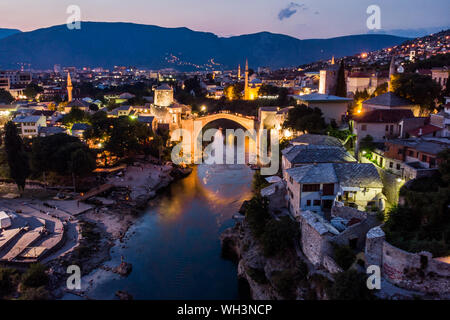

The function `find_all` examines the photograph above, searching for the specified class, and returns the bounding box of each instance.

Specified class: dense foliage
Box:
[4,121,30,191]
[329,270,375,300]
[384,149,450,256]
[392,73,442,112]
[283,104,326,134]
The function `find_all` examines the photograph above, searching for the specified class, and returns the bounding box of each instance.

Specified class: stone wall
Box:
[365,226,450,295]
[298,212,333,266]
[323,255,344,274]
[331,206,379,250]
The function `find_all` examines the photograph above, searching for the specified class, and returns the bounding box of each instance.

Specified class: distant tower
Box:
[238,64,241,80]
[244,59,250,100]
[319,56,339,95]
[388,56,396,92]
[67,72,73,102]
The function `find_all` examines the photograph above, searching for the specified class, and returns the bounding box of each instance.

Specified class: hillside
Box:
[0,22,408,70]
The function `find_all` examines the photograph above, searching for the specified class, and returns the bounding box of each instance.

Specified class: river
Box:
[68,159,253,300]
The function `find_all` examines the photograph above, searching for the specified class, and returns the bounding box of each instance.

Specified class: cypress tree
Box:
[4,121,30,192]
[335,60,347,97]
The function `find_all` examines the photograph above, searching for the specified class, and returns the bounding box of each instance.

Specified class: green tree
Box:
[392,73,442,113]
[333,244,356,270]
[69,148,96,191]
[329,270,375,300]
[4,121,30,192]
[261,216,299,257]
[245,196,270,238]
[21,264,48,288]
[23,83,43,100]
[284,105,326,134]
[0,89,14,104]
[62,107,91,128]
[335,60,347,97]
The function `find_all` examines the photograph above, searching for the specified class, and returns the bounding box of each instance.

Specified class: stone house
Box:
[299,206,379,273]
[292,93,352,125]
[281,144,356,180]
[352,109,414,148]
[285,162,384,216]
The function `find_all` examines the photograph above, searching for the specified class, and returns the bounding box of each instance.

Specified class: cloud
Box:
[278,3,308,21]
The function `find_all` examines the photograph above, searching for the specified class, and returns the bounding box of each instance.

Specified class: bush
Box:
[245,196,270,238]
[19,286,48,300]
[21,264,48,288]
[333,244,356,270]
[329,270,374,300]
[271,269,301,299]
[246,267,267,284]
[0,267,19,297]
[261,216,299,257]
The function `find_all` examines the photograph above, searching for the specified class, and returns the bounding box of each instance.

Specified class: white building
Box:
[285,162,384,216]
[13,115,47,138]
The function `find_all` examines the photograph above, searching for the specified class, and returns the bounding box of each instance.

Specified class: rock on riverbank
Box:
[221,221,318,300]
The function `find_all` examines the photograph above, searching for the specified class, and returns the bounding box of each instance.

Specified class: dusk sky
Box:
[1,0,449,38]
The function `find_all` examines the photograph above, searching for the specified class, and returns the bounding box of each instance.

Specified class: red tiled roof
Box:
[354,109,414,123]
[408,124,442,137]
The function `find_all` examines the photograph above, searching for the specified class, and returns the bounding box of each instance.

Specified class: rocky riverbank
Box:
[221,220,331,300]
[49,162,192,299]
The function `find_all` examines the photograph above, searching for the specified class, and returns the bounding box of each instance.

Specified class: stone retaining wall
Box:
[365,226,450,294]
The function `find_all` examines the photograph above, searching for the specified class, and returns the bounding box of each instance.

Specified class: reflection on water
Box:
[74,159,253,300]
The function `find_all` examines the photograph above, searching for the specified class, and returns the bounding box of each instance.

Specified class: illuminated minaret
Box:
[244,59,250,100]
[388,56,396,92]
[331,56,335,65]
[67,72,73,102]
[238,64,241,80]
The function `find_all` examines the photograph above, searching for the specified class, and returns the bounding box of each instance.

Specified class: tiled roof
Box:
[71,123,91,131]
[408,124,442,137]
[283,145,356,164]
[156,84,172,91]
[286,163,338,184]
[291,134,343,147]
[67,99,91,108]
[294,93,352,102]
[387,138,450,155]
[137,116,155,124]
[363,92,413,107]
[354,109,413,123]
[13,115,43,123]
[333,163,383,189]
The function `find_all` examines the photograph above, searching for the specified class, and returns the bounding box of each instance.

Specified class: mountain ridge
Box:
[0,22,408,70]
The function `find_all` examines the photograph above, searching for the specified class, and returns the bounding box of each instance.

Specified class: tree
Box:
[69,148,96,191]
[333,244,356,270]
[392,73,442,113]
[21,264,48,288]
[23,83,43,100]
[438,148,450,186]
[261,216,299,256]
[4,121,30,192]
[30,134,95,184]
[62,107,91,128]
[335,60,347,97]
[284,104,326,134]
[329,270,375,300]
[0,89,14,104]
[245,196,270,238]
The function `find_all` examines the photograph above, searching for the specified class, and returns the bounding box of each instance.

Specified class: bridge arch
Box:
[178,112,260,163]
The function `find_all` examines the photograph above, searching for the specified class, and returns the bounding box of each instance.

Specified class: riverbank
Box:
[221,220,330,300]
[49,161,192,299]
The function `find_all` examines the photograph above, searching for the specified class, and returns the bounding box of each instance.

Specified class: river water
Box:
[71,160,253,300]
